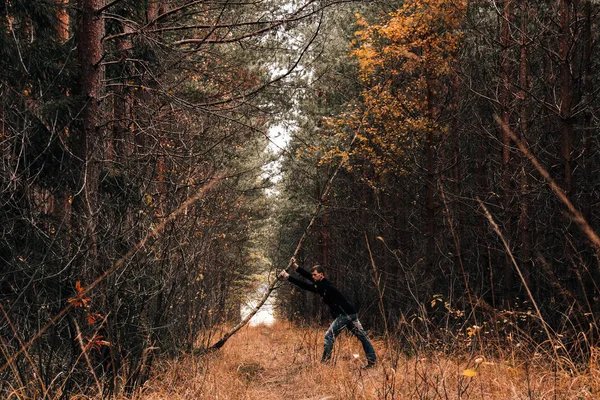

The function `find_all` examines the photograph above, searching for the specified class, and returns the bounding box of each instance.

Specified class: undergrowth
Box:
[121,318,599,400]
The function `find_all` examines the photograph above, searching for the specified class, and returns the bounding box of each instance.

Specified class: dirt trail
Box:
[136,323,596,399]
[137,322,384,400]
[221,323,380,400]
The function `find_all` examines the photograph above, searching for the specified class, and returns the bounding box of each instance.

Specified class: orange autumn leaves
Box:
[353,0,466,82]
[68,281,111,352]
[67,280,91,308]
[323,0,466,176]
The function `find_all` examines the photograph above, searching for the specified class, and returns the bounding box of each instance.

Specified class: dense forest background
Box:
[1,0,600,397]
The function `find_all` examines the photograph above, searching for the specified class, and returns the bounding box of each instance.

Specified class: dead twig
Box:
[477,198,560,361]
[495,116,600,252]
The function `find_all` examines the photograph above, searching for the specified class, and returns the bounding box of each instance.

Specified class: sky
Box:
[241,297,276,326]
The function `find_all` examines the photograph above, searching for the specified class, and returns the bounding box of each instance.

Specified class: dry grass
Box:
[108,322,600,399]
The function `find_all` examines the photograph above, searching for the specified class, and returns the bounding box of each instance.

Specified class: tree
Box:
[0,0,329,396]
[340,0,466,294]
[277,0,600,343]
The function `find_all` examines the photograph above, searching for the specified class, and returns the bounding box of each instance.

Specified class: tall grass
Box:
[111,320,599,400]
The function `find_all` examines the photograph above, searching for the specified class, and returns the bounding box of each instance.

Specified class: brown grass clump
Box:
[114,322,600,399]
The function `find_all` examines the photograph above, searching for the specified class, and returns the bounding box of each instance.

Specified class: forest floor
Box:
[125,322,599,399]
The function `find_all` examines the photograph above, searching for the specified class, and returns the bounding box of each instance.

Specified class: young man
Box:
[279,257,377,368]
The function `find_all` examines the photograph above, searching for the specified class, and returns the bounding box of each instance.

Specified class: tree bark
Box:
[517,2,532,293]
[74,0,105,271]
[499,0,514,302]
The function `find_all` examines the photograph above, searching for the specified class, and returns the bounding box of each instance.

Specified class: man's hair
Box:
[311,265,325,274]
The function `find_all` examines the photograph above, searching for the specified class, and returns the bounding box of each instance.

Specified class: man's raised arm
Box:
[290,257,314,281]
[278,258,317,293]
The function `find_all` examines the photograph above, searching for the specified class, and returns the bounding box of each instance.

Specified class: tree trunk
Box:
[424,66,436,281]
[517,2,532,294]
[575,0,598,310]
[559,0,575,198]
[112,20,133,167]
[499,0,514,303]
[74,0,105,273]
[321,193,330,269]
[581,0,593,223]
[557,0,579,290]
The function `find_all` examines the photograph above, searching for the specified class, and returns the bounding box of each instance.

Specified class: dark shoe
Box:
[361,362,376,370]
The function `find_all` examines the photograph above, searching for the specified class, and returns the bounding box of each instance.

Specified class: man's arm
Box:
[278,257,317,293]
[287,276,318,293]
[291,257,314,282]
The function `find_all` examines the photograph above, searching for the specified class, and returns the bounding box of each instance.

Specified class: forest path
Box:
[215,322,378,400]
[135,323,593,399]
[138,322,385,400]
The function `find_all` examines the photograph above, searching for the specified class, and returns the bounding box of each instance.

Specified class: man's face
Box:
[311,270,325,282]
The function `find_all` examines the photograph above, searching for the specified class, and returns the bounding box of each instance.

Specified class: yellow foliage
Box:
[144,193,153,207]
[323,0,466,179]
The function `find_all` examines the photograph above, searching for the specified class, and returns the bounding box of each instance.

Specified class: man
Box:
[279,257,377,368]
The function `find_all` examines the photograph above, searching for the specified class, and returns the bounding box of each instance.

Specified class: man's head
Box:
[310,265,325,282]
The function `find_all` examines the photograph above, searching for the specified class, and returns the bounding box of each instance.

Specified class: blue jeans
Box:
[322,313,376,364]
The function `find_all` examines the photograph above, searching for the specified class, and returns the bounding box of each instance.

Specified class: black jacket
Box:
[288,267,357,317]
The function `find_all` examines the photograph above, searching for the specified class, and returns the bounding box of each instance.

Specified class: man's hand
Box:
[290,256,299,271]
[278,270,289,280]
